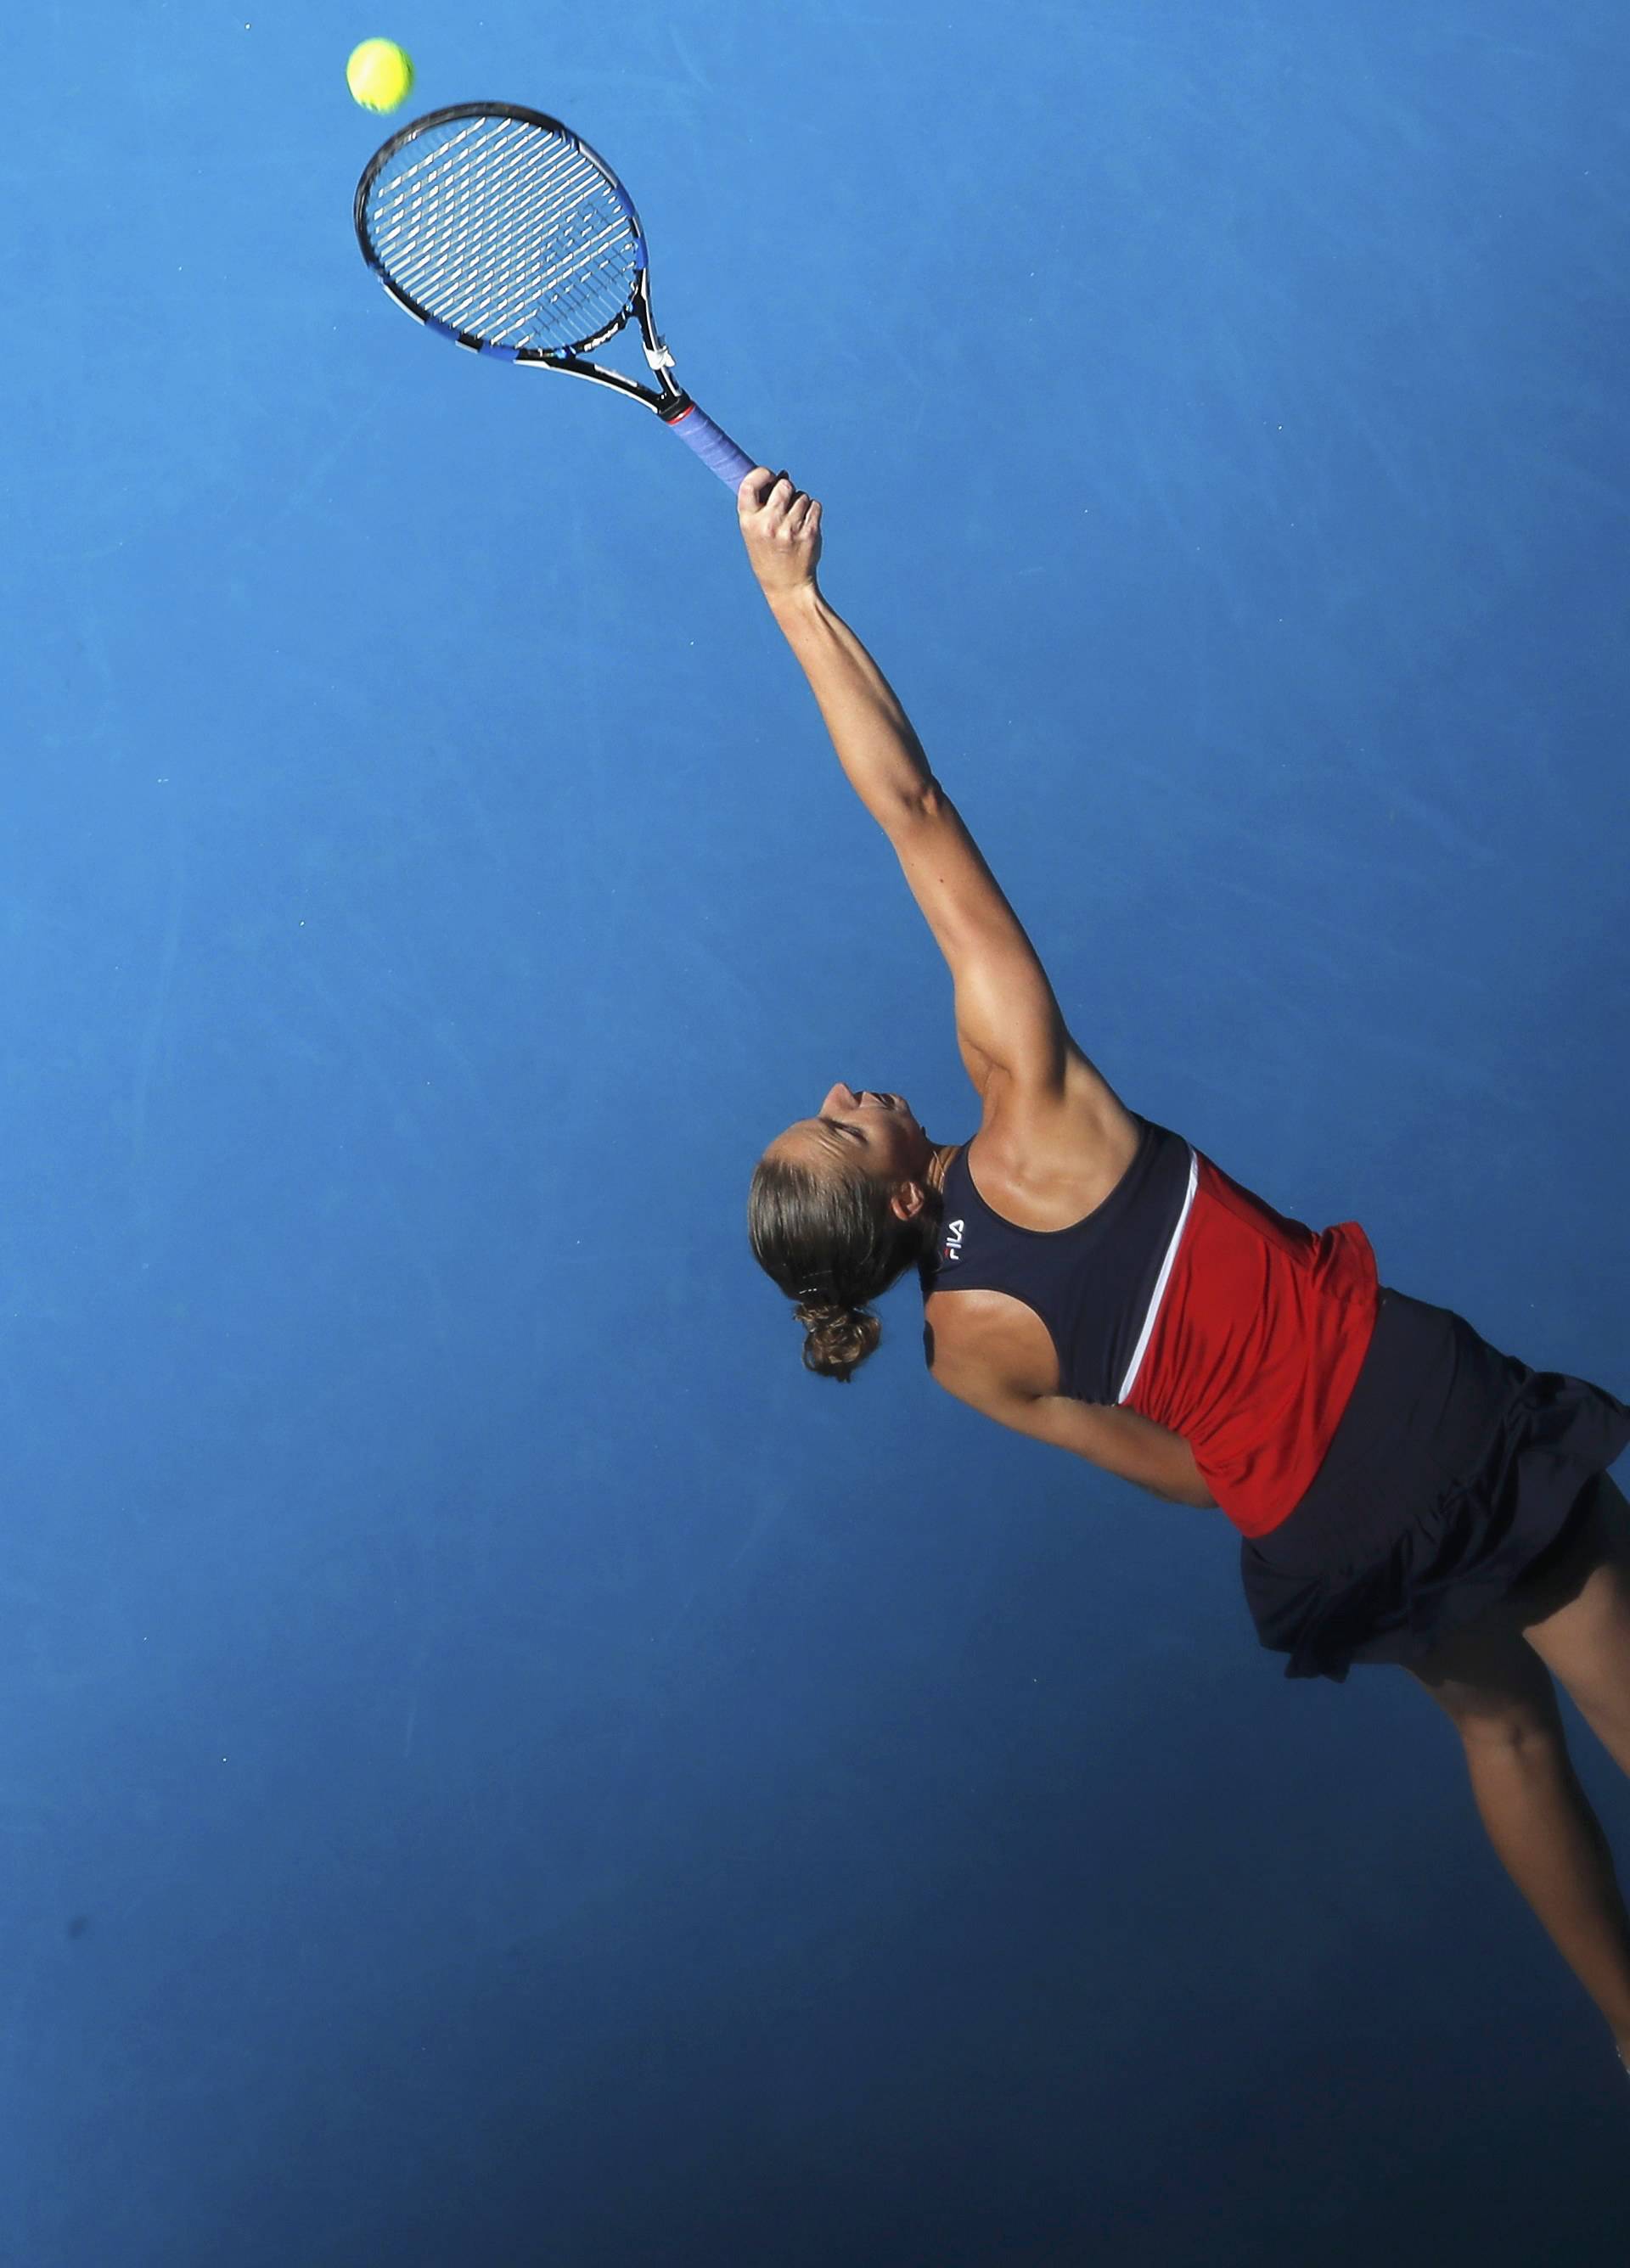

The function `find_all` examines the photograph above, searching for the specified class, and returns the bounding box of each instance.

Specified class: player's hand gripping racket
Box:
[354,103,756,489]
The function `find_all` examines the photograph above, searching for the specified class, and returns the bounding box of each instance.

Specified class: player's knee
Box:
[1414,1669,1568,1750]
[1451,1704,1565,1756]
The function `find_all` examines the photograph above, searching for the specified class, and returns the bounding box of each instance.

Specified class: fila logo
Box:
[941,1218,965,1265]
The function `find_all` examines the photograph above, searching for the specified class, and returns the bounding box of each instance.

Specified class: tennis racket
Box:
[354,102,756,490]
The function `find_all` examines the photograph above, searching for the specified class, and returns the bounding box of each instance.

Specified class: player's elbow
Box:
[887,776,952,843]
[913,778,950,822]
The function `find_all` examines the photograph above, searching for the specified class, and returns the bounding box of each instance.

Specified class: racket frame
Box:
[354,101,705,430]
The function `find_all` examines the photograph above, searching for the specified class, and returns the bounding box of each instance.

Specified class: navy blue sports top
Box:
[926,1118,1192,1406]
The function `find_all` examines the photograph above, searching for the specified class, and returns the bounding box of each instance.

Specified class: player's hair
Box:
[747,1146,937,1383]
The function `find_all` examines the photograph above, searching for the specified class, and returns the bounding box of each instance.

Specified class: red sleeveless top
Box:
[1121,1154,1379,1535]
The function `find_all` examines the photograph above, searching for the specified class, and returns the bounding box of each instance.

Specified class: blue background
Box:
[3,3,1627,2260]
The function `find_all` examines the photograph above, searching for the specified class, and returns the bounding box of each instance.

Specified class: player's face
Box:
[776,1083,930,1190]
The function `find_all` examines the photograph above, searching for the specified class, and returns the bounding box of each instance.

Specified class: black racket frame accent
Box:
[354,102,702,427]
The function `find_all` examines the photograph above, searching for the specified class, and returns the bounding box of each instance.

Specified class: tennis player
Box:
[738,466,1630,2077]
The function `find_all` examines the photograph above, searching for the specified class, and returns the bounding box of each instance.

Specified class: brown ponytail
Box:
[748,1148,936,1383]
[792,1297,882,1384]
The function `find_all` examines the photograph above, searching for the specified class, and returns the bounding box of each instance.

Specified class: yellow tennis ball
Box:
[346,38,415,114]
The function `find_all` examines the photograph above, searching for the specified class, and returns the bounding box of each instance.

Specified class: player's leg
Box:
[1515,1472,1630,1783]
[1407,1610,1630,2057]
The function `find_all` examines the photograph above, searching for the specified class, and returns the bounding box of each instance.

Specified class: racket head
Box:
[354,103,649,361]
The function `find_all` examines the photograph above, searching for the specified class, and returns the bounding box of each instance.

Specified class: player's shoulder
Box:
[963,1066,1143,1234]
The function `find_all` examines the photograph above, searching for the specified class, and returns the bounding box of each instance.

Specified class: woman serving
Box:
[736,466,1630,2077]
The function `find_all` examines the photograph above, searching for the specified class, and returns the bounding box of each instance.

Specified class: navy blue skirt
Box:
[1240,1288,1630,1683]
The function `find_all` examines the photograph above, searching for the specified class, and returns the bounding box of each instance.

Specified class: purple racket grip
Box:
[666,401,756,489]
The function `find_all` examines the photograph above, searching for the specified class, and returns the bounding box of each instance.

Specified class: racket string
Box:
[379,126,578,309]
[365,115,639,351]
[419,169,625,340]
[375,130,607,334]
[388,177,632,345]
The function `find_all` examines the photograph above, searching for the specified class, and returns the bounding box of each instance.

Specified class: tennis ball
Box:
[346,38,415,114]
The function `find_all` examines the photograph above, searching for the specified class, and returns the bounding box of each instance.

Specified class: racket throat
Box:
[642,332,693,422]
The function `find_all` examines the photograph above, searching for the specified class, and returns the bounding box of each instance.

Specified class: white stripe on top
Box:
[1116,1142,1199,1405]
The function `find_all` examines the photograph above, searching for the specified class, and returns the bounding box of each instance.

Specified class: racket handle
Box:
[665,401,756,489]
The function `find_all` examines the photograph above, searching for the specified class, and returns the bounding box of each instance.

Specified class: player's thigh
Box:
[1517,1473,1630,1719]
[1405,1612,1565,1745]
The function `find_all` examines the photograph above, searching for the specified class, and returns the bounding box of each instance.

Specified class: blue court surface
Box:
[4,5,1628,2262]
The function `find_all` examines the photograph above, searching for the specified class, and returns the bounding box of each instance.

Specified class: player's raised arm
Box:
[739,469,1076,1102]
